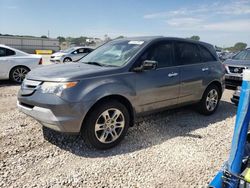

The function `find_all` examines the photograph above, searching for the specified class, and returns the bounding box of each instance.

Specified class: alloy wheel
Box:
[206,89,218,111]
[94,108,125,144]
[12,67,28,83]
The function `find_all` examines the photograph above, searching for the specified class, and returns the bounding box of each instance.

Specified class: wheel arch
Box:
[63,57,72,62]
[9,65,30,79]
[204,80,223,99]
[81,94,135,131]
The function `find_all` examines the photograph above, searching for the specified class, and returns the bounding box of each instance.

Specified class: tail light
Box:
[38,58,43,65]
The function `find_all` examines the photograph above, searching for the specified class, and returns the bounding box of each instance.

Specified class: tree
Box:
[190,35,200,41]
[115,36,125,39]
[234,42,247,51]
[41,35,48,38]
[57,36,66,43]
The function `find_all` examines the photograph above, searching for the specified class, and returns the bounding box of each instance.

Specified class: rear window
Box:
[6,49,16,56]
[199,45,216,62]
[0,47,6,57]
[0,47,16,57]
[175,42,201,65]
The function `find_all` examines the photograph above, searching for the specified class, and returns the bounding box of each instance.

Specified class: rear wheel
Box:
[10,66,30,83]
[82,100,130,149]
[198,84,221,115]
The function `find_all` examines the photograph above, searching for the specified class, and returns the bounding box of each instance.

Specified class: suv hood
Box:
[26,63,117,82]
[224,59,250,67]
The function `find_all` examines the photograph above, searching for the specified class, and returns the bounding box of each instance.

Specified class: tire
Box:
[82,100,130,150]
[197,84,221,115]
[10,66,30,83]
[63,57,72,62]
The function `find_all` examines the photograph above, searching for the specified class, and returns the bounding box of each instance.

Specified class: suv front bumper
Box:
[17,92,84,133]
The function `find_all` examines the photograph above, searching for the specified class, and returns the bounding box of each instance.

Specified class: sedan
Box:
[0,44,42,83]
[50,47,94,63]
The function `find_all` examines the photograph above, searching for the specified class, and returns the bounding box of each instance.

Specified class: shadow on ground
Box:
[43,100,237,158]
[0,80,19,87]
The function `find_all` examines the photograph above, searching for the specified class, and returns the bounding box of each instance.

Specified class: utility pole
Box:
[48,30,50,38]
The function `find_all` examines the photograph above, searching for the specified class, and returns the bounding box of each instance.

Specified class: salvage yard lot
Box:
[0,82,236,187]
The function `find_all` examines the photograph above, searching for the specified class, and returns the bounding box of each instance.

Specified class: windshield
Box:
[61,47,75,53]
[233,50,250,60]
[79,40,145,67]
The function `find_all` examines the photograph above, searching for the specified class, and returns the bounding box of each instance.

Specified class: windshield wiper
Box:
[83,62,118,67]
[83,62,104,67]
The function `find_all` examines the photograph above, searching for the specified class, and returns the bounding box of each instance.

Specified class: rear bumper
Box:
[17,93,84,133]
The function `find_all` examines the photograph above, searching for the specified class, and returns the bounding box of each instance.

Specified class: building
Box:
[0,35,60,53]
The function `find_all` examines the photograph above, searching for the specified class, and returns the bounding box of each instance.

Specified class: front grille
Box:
[228,66,245,74]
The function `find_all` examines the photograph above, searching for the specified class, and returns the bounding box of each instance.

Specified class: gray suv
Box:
[17,37,225,149]
[224,48,250,88]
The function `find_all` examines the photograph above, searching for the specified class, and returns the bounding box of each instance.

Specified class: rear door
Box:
[135,41,180,113]
[0,47,15,79]
[175,41,210,103]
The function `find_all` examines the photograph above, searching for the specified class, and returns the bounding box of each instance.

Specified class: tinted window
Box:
[199,45,215,62]
[140,42,173,68]
[246,51,250,60]
[0,47,6,57]
[77,48,85,53]
[6,49,15,56]
[233,50,250,60]
[175,42,201,65]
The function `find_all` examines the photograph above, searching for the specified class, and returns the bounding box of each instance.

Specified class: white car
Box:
[0,44,42,83]
[50,47,94,63]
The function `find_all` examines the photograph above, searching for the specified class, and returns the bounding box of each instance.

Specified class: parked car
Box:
[17,37,225,149]
[50,47,94,63]
[0,44,42,83]
[224,48,250,88]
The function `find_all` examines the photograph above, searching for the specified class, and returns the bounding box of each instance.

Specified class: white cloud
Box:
[144,0,250,19]
[203,19,250,31]
[166,18,203,27]
[143,1,250,33]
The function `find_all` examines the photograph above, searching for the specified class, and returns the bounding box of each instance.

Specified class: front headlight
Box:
[40,81,78,96]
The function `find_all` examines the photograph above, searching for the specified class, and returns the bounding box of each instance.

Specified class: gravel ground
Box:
[0,81,237,188]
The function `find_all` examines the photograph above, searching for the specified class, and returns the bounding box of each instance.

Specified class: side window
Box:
[6,49,16,56]
[245,50,250,60]
[85,48,92,53]
[139,42,174,68]
[175,42,201,65]
[0,47,6,57]
[199,45,215,62]
[77,48,85,53]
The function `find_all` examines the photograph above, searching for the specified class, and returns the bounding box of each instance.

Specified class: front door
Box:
[135,41,180,113]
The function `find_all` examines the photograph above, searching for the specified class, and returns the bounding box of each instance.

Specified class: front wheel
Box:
[197,84,221,115]
[82,100,130,149]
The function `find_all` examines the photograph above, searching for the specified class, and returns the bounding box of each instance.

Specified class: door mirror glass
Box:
[133,60,158,72]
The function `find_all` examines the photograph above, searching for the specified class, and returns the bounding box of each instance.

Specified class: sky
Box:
[0,0,250,47]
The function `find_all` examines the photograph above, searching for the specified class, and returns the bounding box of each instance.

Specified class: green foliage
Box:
[225,42,247,52]
[190,35,200,41]
[41,35,48,38]
[57,36,66,43]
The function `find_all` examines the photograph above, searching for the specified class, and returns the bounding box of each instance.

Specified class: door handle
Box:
[202,67,209,71]
[168,72,178,77]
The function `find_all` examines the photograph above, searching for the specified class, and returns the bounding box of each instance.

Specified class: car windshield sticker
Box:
[128,41,144,45]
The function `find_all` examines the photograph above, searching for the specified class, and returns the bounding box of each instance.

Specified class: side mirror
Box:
[133,60,158,72]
